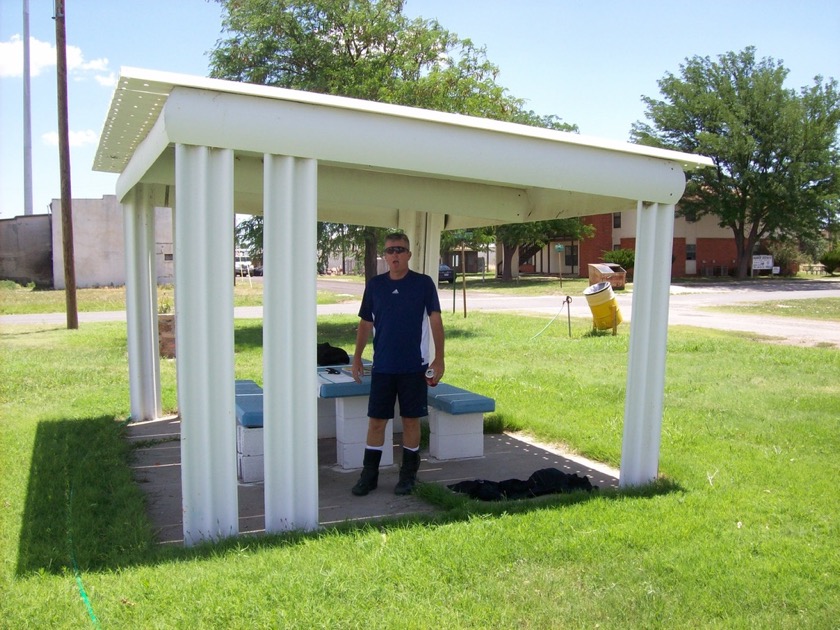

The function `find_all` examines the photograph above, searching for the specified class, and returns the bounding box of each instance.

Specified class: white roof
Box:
[94,67,712,228]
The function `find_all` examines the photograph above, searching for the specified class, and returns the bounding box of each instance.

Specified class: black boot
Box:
[351,448,382,496]
[394,448,420,495]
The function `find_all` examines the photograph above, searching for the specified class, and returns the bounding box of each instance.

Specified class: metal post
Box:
[23,0,33,215]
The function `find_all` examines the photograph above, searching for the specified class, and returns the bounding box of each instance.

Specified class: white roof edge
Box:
[114,111,170,201]
[117,66,714,170]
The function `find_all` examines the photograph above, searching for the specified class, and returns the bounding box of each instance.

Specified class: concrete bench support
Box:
[426,383,495,461]
[317,371,396,470]
[428,410,485,460]
[235,381,266,483]
[334,396,394,469]
[235,377,495,481]
[235,375,394,482]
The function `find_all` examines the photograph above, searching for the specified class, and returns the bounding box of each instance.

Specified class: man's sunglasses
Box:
[384,246,408,255]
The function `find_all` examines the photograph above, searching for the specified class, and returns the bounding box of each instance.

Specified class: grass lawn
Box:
[0,280,346,315]
[1,311,838,628]
[441,274,595,296]
[707,297,840,322]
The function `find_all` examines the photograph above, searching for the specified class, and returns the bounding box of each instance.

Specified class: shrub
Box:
[601,248,635,271]
[0,280,34,291]
[767,240,801,276]
[820,249,840,275]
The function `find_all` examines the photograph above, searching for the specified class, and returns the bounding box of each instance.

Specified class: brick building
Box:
[518,209,737,279]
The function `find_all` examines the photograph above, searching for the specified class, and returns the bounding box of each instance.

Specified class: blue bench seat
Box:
[317,370,371,398]
[235,380,265,428]
[427,382,495,415]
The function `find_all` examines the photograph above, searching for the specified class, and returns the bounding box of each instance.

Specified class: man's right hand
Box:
[351,357,364,383]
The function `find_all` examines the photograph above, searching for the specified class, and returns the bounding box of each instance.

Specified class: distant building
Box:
[0,213,52,286]
[3,196,736,287]
[516,210,737,279]
[49,195,174,289]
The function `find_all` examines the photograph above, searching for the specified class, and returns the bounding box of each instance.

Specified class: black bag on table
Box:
[317,342,350,366]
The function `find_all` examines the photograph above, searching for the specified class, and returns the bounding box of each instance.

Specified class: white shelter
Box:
[94,67,712,546]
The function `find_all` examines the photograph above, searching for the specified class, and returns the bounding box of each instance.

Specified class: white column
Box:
[174,144,239,545]
[398,209,421,272]
[423,213,444,276]
[398,210,443,276]
[123,184,162,421]
[263,155,319,532]
[620,201,675,487]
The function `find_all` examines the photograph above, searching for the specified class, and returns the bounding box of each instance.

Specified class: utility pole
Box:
[23,0,34,215]
[55,0,78,329]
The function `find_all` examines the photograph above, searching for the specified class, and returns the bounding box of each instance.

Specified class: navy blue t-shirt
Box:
[358,270,441,374]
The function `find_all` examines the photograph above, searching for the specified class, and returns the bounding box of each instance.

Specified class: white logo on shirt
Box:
[392,289,399,294]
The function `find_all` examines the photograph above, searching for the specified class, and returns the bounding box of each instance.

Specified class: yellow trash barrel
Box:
[583,281,623,330]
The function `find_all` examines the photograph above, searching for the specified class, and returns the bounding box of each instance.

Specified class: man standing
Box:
[350,232,445,496]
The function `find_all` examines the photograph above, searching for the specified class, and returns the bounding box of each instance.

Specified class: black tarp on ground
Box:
[448,467,595,501]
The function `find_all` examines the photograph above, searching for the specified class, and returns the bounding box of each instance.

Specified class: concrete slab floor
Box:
[126,417,619,545]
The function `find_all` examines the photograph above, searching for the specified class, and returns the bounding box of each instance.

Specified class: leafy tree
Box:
[632,47,840,279]
[440,227,493,253]
[824,197,840,249]
[316,223,372,274]
[210,0,576,278]
[495,219,593,280]
[439,227,496,276]
[235,215,263,263]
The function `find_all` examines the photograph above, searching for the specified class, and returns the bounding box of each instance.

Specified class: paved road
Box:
[317,277,840,348]
[3,279,839,348]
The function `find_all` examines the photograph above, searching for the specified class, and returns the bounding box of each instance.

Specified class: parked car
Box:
[438,263,455,283]
[234,251,253,276]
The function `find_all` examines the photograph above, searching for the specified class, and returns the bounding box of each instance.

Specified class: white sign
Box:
[752,255,773,270]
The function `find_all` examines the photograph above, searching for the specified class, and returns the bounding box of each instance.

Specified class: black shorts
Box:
[368,371,429,420]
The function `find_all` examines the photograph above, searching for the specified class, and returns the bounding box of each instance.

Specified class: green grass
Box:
[707,297,840,321]
[2,312,838,627]
[447,274,596,296]
[0,281,346,315]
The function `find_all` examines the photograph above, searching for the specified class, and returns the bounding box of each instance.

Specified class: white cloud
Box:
[41,129,99,148]
[0,35,57,78]
[0,35,111,84]
[78,57,109,73]
[95,72,117,88]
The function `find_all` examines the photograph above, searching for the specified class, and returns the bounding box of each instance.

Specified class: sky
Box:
[1,0,838,220]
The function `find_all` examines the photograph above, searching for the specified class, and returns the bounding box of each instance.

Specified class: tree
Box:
[210,0,576,278]
[236,215,263,262]
[315,222,370,274]
[495,219,593,280]
[632,47,840,278]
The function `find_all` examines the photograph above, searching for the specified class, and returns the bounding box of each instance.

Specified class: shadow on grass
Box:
[234,322,263,351]
[17,415,682,571]
[235,320,360,354]
[16,416,154,576]
[235,320,486,356]
[582,328,624,339]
